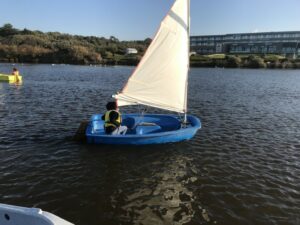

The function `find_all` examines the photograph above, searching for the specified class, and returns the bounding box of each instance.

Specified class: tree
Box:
[21,28,34,35]
[109,36,119,42]
[144,38,152,45]
[0,23,19,36]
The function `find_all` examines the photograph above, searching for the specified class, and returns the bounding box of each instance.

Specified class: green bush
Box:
[225,55,241,68]
[267,60,282,69]
[245,55,266,68]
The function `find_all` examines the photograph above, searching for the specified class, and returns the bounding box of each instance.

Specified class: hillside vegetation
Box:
[0,23,149,65]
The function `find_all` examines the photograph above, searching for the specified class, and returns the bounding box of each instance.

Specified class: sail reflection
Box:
[111,154,200,224]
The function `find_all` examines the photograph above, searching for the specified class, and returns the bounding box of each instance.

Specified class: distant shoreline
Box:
[1,24,299,69]
[190,54,300,69]
[1,60,300,70]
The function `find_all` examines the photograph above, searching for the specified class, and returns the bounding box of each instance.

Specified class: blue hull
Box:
[86,114,201,145]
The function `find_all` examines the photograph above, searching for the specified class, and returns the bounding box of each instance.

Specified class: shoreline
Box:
[1,24,299,69]
[190,54,300,69]
[1,63,300,70]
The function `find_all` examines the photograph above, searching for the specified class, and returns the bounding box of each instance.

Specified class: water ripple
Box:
[0,65,300,224]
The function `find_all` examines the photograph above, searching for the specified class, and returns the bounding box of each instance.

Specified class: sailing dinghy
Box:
[0,73,22,83]
[86,0,201,145]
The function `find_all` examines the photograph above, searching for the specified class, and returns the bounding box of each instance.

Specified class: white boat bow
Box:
[0,203,74,225]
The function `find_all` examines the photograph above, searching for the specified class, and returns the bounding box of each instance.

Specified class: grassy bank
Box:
[190,54,300,69]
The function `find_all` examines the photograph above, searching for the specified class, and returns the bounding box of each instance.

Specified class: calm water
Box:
[0,64,300,225]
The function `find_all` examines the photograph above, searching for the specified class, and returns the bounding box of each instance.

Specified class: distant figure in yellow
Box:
[12,67,20,82]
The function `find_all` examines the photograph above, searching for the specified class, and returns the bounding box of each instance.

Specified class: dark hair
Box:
[13,68,18,71]
[106,101,117,110]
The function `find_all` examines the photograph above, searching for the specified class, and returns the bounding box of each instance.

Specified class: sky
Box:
[1,0,300,40]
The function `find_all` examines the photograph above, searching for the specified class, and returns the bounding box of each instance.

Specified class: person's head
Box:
[13,67,18,71]
[106,101,118,110]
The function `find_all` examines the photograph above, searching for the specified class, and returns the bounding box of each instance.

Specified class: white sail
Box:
[114,0,190,113]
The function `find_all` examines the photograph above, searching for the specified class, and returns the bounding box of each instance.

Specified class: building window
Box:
[282,47,294,53]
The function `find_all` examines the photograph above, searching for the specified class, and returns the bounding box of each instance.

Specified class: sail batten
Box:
[114,0,189,113]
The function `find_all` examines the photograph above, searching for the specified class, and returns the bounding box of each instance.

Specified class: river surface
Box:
[0,64,300,225]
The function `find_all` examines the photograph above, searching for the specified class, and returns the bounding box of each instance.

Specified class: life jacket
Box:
[104,110,122,129]
[12,71,19,76]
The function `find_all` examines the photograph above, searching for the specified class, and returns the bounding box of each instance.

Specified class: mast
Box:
[184,0,190,123]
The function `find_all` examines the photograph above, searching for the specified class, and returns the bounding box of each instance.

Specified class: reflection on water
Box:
[112,154,202,225]
[0,84,4,106]
[0,64,300,225]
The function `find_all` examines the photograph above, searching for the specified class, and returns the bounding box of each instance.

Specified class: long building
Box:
[190,31,300,57]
